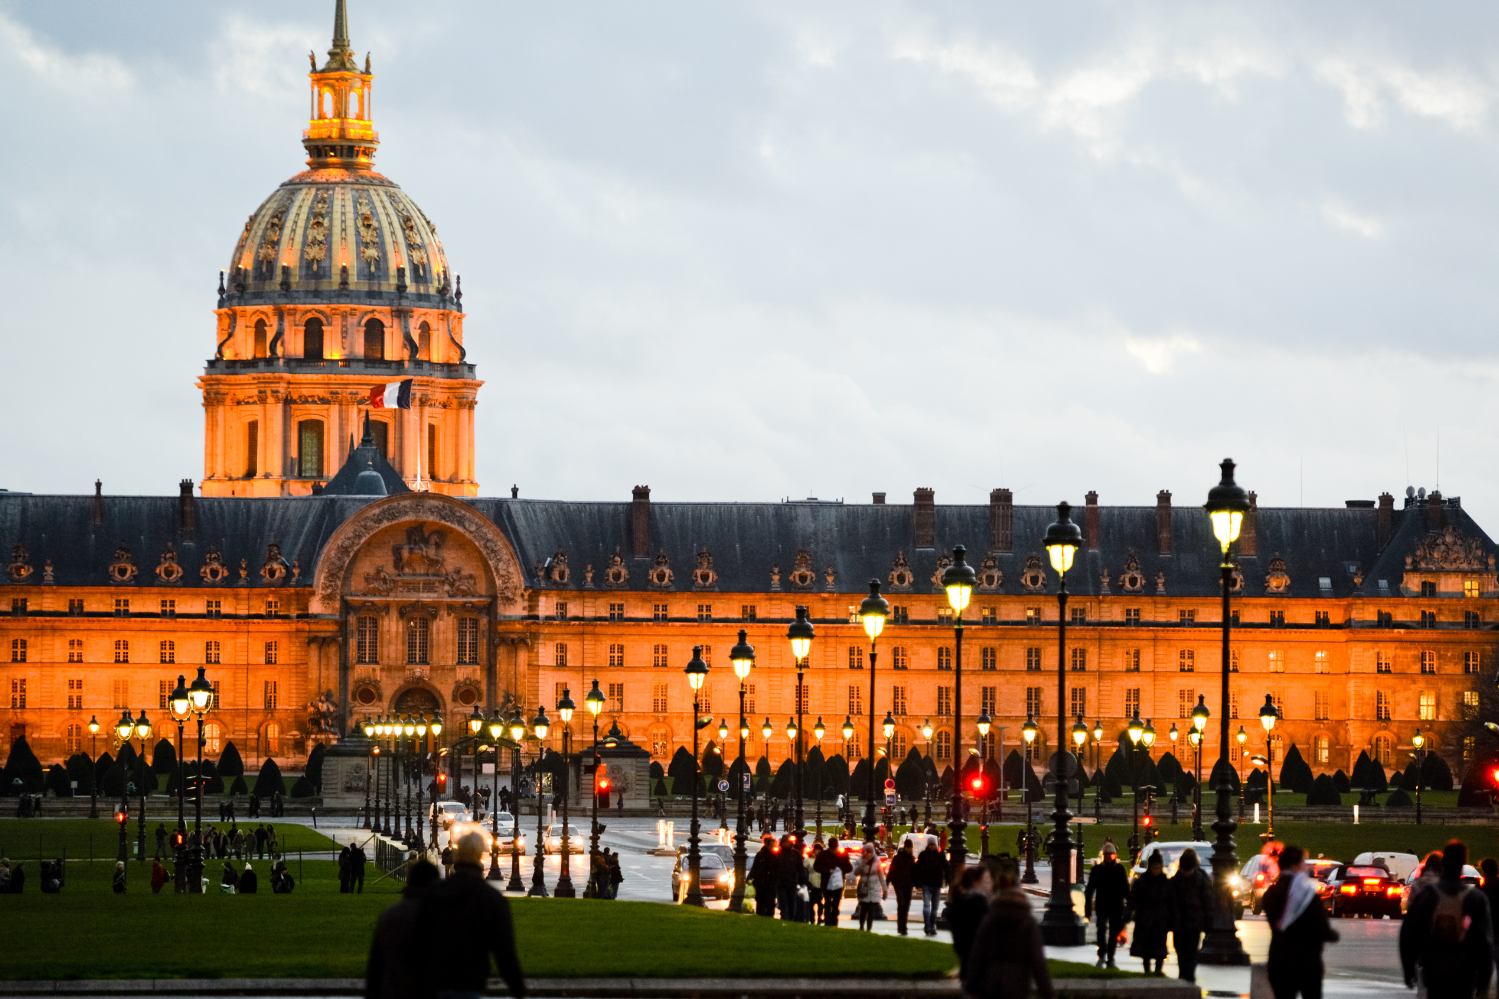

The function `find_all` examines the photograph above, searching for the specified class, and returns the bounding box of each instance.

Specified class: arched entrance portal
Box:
[393,687,441,716]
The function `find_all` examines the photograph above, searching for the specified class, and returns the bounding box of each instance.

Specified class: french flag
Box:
[369,379,413,409]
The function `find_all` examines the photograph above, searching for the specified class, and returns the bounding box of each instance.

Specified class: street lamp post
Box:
[922,719,934,828]
[168,676,191,893]
[1236,726,1248,822]
[507,709,528,889]
[1092,719,1104,823]
[1412,729,1426,825]
[485,710,507,883]
[942,546,977,875]
[841,716,855,836]
[1071,715,1088,871]
[1191,695,1210,841]
[88,716,100,819]
[1040,504,1086,944]
[428,714,444,851]
[528,707,550,898]
[729,632,755,912]
[977,711,992,857]
[555,689,576,897]
[788,607,814,836]
[1168,723,1180,826]
[684,647,710,906]
[133,710,152,863]
[414,714,428,846]
[585,681,605,896]
[718,719,730,831]
[1127,711,1144,864]
[882,711,896,833]
[1201,457,1252,966]
[1021,714,1037,884]
[812,717,826,838]
[1142,719,1158,844]
[858,581,890,841]
[187,667,213,893]
[1258,695,1279,840]
[362,717,378,830]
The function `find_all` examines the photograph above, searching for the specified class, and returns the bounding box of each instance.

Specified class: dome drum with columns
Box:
[199,0,480,499]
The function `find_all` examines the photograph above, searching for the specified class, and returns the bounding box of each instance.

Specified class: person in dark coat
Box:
[1128,853,1173,974]
[962,864,1054,999]
[221,860,239,892]
[420,831,527,999]
[749,836,780,916]
[1400,839,1493,999]
[1263,844,1339,999]
[1480,858,1499,927]
[887,839,917,935]
[1168,847,1213,982]
[914,835,947,937]
[352,844,368,893]
[111,862,125,894]
[606,850,624,899]
[1085,841,1131,969]
[239,862,258,894]
[776,835,806,921]
[338,845,352,893]
[814,837,853,926]
[254,824,269,859]
[154,823,168,860]
[366,859,441,999]
[150,860,169,894]
[950,864,995,977]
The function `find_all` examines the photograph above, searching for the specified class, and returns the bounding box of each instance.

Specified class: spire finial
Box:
[319,0,358,72]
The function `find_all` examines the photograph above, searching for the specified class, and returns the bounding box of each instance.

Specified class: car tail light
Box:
[1341,885,1357,894]
[1362,878,1382,885]
[1255,874,1265,883]
[1387,887,1402,896]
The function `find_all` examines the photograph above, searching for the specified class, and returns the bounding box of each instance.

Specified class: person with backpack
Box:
[1263,844,1339,999]
[1401,840,1494,999]
[1085,842,1131,970]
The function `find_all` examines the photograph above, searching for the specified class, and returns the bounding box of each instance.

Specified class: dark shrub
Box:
[1385,787,1413,808]
[290,775,315,797]
[252,758,284,797]
[1306,773,1341,806]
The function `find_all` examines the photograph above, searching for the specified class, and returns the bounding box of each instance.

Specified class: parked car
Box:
[544,825,586,855]
[670,844,737,897]
[1400,862,1482,914]
[1240,854,1277,915]
[1327,863,1403,918]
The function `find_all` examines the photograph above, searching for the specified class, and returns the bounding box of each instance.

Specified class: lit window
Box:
[263,680,278,710]
[1466,651,1481,674]
[1314,651,1329,674]
[981,608,996,625]
[1418,691,1436,721]
[1463,690,1480,719]
[1314,735,1329,764]
[1465,580,1480,598]
[1025,607,1041,624]
[1268,650,1284,673]
[204,722,223,755]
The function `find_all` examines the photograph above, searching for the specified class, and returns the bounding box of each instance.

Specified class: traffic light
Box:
[970,773,986,798]
[170,829,185,851]
[115,808,127,826]
[437,773,448,792]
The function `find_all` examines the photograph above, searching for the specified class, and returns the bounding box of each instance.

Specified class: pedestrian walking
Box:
[441,844,455,879]
[777,835,805,920]
[854,842,887,931]
[255,824,269,859]
[1085,841,1130,969]
[1409,852,1445,914]
[806,842,824,924]
[366,859,441,999]
[589,849,609,899]
[1128,852,1173,975]
[266,824,278,857]
[232,826,246,859]
[1401,839,1493,999]
[352,843,368,893]
[770,800,781,833]
[112,861,126,894]
[815,838,852,927]
[962,862,1054,999]
[950,864,995,977]
[888,838,917,935]
[915,834,947,937]
[154,823,168,860]
[1168,847,1213,983]
[749,835,779,916]
[338,845,352,893]
[607,850,623,899]
[1264,844,1339,999]
[239,862,259,894]
[1480,858,1499,923]
[421,830,528,999]
[249,792,260,818]
[150,859,169,894]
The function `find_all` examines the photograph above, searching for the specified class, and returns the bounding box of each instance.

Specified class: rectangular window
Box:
[159,640,175,664]
[892,685,908,715]
[1419,691,1436,721]
[981,686,996,715]
[741,604,757,621]
[67,678,83,710]
[1463,690,1480,720]
[245,420,259,477]
[1125,608,1141,625]
[554,642,568,668]
[848,646,864,669]
[158,679,171,710]
[1465,736,1477,761]
[1315,610,1329,626]
[356,616,379,664]
[981,647,996,671]
[1421,651,1436,675]
[205,640,220,665]
[113,639,129,663]
[1466,651,1481,674]
[1071,648,1087,671]
[652,643,669,668]
[1026,686,1043,719]
[9,638,24,663]
[1070,687,1087,718]
[1025,647,1042,672]
[1314,651,1329,674]
[1270,610,1285,626]
[112,679,129,709]
[9,598,24,616]
[608,603,625,622]
[981,607,996,625]
[1026,607,1041,624]
[607,683,624,712]
[67,639,83,663]
[937,607,954,625]
[160,599,175,618]
[68,598,84,615]
[653,604,668,622]
[264,640,278,665]
[9,678,25,709]
[298,419,324,478]
[264,680,278,710]
[608,643,624,667]
[1071,607,1086,624]
[1421,610,1437,629]
[793,680,808,715]
[206,599,221,618]
[935,730,951,761]
[937,686,952,716]
[1314,735,1329,764]
[1230,649,1240,673]
[744,682,755,714]
[265,599,279,617]
[405,619,429,664]
[115,598,129,617]
[1178,688,1195,718]
[426,423,438,480]
[1125,648,1141,672]
[1376,651,1392,674]
[1421,581,1437,597]
[1179,609,1196,624]
[651,683,668,714]
[1124,687,1141,719]
[698,683,713,713]
[1179,649,1195,672]
[892,606,909,624]
[1314,690,1329,721]
[892,646,908,670]
[1465,610,1481,629]
[1465,580,1481,598]
[555,601,568,621]
[1375,690,1391,721]
[848,684,863,717]
[1268,650,1284,673]
[458,617,479,665]
[1230,690,1239,719]
[936,647,952,671]
[847,733,863,761]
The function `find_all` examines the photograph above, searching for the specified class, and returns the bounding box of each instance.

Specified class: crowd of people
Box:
[151,821,282,862]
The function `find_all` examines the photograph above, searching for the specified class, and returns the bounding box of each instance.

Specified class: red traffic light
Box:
[1143,816,1153,827]
[598,778,610,791]
[437,773,448,789]
[970,776,984,791]
[115,810,127,824]
[1491,767,1499,785]
[170,830,185,849]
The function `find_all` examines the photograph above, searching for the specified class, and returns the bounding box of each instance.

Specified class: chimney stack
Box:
[913,488,935,549]
[1085,491,1100,550]
[92,480,103,526]
[872,492,886,505]
[1427,490,1444,530]
[990,489,1012,552]
[1156,490,1172,555]
[178,480,196,535]
[1377,492,1394,548]
[1241,491,1258,557]
[632,485,652,558]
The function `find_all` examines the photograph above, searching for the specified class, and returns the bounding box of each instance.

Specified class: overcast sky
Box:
[3,1,1497,529]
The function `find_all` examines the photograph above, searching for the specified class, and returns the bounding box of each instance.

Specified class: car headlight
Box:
[1228,874,1240,886]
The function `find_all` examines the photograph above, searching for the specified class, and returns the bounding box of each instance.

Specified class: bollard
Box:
[1353,805,1359,824]
[1253,803,1260,824]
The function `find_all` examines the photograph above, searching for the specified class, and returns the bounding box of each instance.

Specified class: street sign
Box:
[884,778,895,790]
[1047,751,1080,779]
[717,780,729,792]
[741,772,751,791]
[884,790,897,806]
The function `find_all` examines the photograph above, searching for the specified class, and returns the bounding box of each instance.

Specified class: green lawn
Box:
[0,818,340,864]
